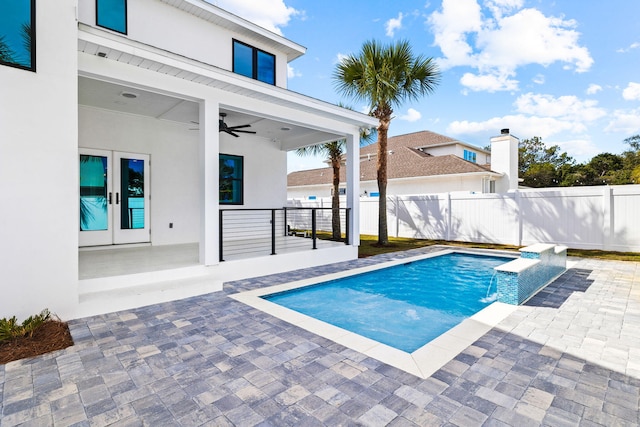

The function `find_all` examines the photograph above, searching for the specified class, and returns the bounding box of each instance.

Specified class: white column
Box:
[199,98,219,265]
[345,131,360,246]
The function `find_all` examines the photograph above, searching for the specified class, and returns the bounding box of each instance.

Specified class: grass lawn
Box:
[356,234,640,262]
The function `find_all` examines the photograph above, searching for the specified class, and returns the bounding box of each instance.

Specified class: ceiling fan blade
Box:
[228,124,252,130]
[233,129,256,134]
[224,129,240,137]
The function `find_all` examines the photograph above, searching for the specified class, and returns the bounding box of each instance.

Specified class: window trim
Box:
[219,153,244,205]
[232,39,276,85]
[95,0,128,35]
[0,0,36,72]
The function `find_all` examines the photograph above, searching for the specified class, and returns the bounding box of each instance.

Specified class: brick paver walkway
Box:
[1,247,639,426]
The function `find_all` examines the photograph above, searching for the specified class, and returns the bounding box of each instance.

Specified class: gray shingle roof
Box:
[288,130,495,186]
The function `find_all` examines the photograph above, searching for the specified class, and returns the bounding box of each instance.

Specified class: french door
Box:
[79,149,150,247]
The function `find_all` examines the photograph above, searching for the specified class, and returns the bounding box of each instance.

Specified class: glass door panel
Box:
[80,155,108,231]
[113,152,150,244]
[119,158,145,229]
[79,149,113,247]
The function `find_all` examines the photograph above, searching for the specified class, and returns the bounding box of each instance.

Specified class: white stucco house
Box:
[287,130,520,198]
[1,0,377,320]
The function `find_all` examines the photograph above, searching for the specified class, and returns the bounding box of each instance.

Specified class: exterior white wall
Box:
[220,135,287,208]
[288,174,488,199]
[79,106,201,245]
[77,0,289,88]
[0,0,79,320]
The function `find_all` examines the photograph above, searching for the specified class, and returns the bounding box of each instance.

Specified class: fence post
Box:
[271,209,276,255]
[311,209,317,249]
[446,192,452,241]
[395,195,400,238]
[219,210,224,262]
[602,187,613,250]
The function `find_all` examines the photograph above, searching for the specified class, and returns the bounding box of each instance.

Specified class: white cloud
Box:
[460,71,518,92]
[622,82,640,101]
[209,0,299,35]
[532,74,545,85]
[385,12,404,37]
[447,114,584,139]
[287,65,301,79]
[605,108,640,134]
[399,108,422,122]
[617,42,640,53]
[586,84,602,95]
[428,0,592,92]
[515,93,606,122]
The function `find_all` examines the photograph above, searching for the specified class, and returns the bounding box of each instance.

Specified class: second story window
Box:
[464,149,477,163]
[96,0,127,34]
[233,40,275,85]
[0,0,36,71]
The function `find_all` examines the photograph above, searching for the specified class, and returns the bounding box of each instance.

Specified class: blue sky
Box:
[213,0,640,172]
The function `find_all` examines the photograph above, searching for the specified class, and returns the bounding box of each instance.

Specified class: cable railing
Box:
[219,207,350,261]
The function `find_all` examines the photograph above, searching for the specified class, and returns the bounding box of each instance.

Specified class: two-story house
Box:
[0,0,377,319]
[287,130,519,199]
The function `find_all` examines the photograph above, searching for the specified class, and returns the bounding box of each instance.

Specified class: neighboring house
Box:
[288,130,519,199]
[1,0,377,319]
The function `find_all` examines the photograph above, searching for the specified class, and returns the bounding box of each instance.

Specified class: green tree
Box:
[519,136,574,187]
[583,153,625,185]
[334,39,440,245]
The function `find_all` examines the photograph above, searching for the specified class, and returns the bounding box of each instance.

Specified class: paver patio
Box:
[1,246,639,426]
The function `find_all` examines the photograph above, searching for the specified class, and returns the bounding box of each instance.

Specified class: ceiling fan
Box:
[219,112,256,138]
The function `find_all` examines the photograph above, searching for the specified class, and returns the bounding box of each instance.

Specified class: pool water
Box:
[264,252,511,353]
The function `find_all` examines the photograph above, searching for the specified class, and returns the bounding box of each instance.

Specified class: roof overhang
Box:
[159,0,306,62]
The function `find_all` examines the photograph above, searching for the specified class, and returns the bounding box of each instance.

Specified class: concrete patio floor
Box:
[1,246,639,426]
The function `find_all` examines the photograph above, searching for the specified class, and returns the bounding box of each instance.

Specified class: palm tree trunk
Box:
[331,158,341,240]
[376,117,391,245]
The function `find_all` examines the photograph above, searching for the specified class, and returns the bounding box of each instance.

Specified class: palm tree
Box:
[296,141,345,240]
[296,126,374,240]
[334,39,441,245]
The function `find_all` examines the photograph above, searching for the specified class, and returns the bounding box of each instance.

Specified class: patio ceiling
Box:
[78,76,344,149]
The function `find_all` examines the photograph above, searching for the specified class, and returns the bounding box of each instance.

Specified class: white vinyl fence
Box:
[288,185,640,252]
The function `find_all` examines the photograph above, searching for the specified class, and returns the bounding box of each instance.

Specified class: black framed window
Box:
[96,0,127,34]
[0,0,36,71]
[233,40,275,85]
[219,154,243,205]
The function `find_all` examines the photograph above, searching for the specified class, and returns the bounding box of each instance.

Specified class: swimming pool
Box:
[230,249,519,378]
[263,252,510,353]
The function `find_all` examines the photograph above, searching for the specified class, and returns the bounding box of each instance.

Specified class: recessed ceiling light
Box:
[280,126,291,131]
[121,91,138,99]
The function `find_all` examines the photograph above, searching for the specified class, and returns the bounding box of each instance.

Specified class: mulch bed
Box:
[0,320,74,365]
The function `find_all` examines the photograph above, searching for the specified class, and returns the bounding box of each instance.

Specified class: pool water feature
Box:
[264,252,511,353]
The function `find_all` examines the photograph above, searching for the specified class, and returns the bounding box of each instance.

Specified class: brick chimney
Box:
[491,129,519,192]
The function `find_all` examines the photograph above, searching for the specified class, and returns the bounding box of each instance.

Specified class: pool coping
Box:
[229,248,520,379]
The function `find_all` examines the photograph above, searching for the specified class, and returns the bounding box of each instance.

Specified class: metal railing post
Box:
[271,209,276,255]
[283,207,288,236]
[311,208,317,249]
[345,208,350,245]
[219,210,224,262]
